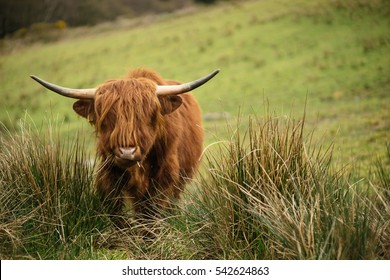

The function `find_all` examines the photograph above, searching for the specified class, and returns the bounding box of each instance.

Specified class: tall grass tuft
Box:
[0,121,111,259]
[172,114,389,259]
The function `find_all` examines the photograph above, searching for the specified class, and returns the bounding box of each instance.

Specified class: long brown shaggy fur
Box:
[72,68,204,221]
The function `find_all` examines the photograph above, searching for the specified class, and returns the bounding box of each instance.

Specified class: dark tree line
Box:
[0,0,210,38]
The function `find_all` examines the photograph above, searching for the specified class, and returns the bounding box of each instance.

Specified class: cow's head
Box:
[31,69,219,169]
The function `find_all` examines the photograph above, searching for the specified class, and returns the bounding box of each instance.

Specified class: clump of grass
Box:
[373,144,390,258]
[170,114,389,259]
[0,121,112,259]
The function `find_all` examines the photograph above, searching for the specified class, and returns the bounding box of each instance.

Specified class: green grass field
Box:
[0,0,389,259]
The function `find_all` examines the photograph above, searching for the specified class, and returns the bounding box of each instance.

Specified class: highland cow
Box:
[31,68,219,222]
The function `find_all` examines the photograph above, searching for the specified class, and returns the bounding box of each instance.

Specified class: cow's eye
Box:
[100,123,108,131]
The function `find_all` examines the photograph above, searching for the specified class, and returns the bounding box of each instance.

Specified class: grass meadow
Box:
[0,0,389,259]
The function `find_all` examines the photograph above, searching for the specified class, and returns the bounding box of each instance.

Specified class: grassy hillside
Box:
[1,0,389,168]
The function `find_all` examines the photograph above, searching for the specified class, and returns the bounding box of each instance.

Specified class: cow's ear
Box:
[73,100,94,119]
[159,96,183,115]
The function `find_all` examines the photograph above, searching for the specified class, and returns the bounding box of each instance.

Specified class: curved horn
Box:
[156,69,220,96]
[30,75,96,100]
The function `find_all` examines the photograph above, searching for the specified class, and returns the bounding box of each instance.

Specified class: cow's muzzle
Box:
[114,147,142,168]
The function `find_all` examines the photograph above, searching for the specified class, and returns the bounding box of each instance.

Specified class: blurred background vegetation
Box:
[0,0,225,39]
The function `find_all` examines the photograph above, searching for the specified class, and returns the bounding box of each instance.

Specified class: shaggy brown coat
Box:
[73,69,203,219]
